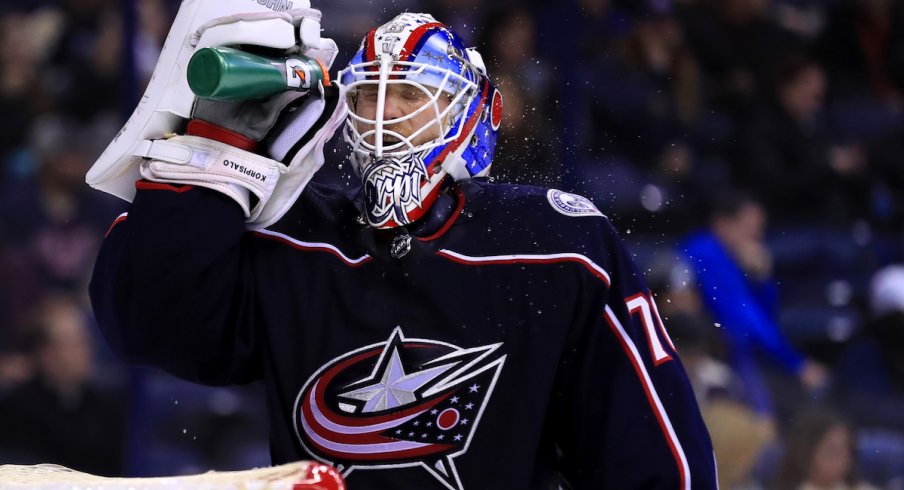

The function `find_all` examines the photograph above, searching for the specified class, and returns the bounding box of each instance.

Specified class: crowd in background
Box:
[1,0,904,488]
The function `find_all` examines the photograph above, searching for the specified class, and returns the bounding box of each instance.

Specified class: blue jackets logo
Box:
[294,327,506,490]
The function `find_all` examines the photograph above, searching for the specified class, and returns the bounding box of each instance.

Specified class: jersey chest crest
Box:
[293,327,506,489]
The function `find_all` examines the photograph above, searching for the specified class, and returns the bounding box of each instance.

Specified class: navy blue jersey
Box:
[90,179,717,489]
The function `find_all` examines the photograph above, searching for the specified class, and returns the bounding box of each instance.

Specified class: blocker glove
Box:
[138,80,343,226]
[87,0,347,229]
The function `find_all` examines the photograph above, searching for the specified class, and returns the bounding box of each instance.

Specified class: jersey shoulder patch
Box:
[546,189,605,218]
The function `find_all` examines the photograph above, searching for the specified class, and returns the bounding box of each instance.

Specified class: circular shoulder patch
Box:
[546,189,604,218]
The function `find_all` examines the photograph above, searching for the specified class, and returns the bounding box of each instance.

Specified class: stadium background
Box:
[1,0,903,488]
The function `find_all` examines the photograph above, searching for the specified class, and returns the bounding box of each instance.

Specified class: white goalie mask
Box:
[338,13,502,229]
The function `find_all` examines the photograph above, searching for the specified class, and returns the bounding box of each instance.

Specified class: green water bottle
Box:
[187,46,329,100]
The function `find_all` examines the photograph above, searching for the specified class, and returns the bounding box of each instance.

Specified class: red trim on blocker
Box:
[435,249,611,286]
[604,306,690,490]
[135,181,195,193]
[187,119,258,152]
[252,230,372,268]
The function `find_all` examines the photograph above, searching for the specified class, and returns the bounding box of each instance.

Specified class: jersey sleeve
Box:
[553,218,717,489]
[89,182,261,385]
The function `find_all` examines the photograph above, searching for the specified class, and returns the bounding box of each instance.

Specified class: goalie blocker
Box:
[86,0,347,229]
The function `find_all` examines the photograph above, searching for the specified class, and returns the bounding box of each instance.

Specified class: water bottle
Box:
[187,46,329,100]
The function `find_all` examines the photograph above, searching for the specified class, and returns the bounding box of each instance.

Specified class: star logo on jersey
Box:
[294,327,506,490]
[547,189,605,218]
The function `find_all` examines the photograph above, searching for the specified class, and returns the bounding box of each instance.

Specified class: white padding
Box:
[268,97,326,161]
[86,0,336,207]
[250,85,348,229]
[138,136,285,219]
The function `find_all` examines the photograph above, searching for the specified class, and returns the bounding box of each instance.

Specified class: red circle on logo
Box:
[490,90,503,131]
[437,408,460,430]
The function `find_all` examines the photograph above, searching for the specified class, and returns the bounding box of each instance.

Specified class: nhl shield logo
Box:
[294,327,506,490]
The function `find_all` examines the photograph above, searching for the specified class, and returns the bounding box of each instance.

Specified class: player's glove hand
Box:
[139,79,343,226]
[90,1,347,229]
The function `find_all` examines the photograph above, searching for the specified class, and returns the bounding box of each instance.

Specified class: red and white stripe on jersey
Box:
[105,212,129,238]
[254,229,371,267]
[604,305,691,490]
[435,249,611,286]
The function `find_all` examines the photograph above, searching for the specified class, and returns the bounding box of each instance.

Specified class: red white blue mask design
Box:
[338,13,502,229]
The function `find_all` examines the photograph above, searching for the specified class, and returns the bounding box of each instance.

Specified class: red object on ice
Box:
[293,462,346,490]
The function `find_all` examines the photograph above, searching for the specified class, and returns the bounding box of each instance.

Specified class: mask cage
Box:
[339,59,479,170]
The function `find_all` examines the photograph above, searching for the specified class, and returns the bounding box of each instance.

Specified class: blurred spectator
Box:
[652,259,777,489]
[478,6,561,187]
[0,344,32,395]
[773,0,826,43]
[679,191,828,421]
[575,0,634,55]
[732,54,872,226]
[833,265,904,484]
[46,0,123,122]
[865,121,904,232]
[582,3,704,167]
[0,116,124,328]
[818,0,904,107]
[576,2,726,231]
[677,0,803,114]
[0,292,127,476]
[0,8,62,180]
[705,398,774,490]
[652,269,738,405]
[773,408,878,490]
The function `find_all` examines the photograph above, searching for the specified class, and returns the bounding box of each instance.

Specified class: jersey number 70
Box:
[626,293,677,366]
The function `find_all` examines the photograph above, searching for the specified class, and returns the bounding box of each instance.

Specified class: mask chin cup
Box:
[360,155,431,228]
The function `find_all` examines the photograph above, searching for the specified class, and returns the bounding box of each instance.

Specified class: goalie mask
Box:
[338,13,503,229]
